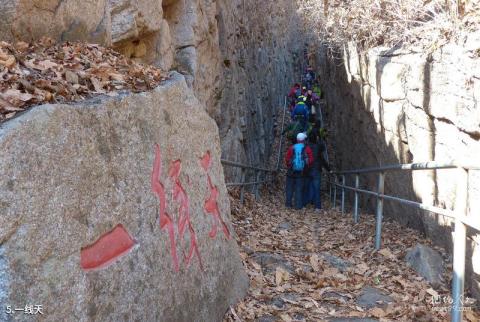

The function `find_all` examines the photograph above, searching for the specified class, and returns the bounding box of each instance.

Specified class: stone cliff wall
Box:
[0,73,248,321]
[215,0,304,174]
[0,0,305,175]
[314,40,480,298]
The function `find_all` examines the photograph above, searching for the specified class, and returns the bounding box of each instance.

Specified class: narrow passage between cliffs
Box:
[222,73,480,322]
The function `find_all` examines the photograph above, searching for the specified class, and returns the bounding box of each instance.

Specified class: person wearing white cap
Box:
[284,132,313,209]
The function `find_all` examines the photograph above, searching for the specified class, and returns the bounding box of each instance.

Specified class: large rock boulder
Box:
[405,244,445,287]
[0,72,248,321]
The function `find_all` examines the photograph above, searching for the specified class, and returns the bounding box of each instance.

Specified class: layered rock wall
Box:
[0,0,305,175]
[215,0,304,174]
[0,73,248,321]
[314,41,480,298]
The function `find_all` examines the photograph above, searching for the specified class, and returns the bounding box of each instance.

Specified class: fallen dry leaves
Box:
[0,37,166,122]
[224,188,480,322]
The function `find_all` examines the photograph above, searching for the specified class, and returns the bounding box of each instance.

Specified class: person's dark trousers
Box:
[309,168,322,209]
[303,174,313,207]
[294,115,307,132]
[302,119,308,132]
[285,175,304,209]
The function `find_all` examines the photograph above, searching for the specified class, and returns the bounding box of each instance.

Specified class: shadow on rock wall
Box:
[214,0,305,182]
[313,42,480,300]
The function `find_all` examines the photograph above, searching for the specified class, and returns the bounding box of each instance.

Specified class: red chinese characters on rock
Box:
[201,151,230,240]
[151,144,179,271]
[151,144,203,271]
[81,146,234,272]
[80,224,136,271]
[169,160,203,269]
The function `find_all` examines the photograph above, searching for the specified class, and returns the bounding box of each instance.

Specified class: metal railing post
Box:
[240,168,246,204]
[354,174,359,223]
[254,170,261,200]
[333,175,337,209]
[341,175,345,214]
[451,168,469,322]
[375,172,385,250]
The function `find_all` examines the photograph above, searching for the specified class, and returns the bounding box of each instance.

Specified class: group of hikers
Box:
[284,67,331,211]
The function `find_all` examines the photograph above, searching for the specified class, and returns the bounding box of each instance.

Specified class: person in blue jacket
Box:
[291,95,309,131]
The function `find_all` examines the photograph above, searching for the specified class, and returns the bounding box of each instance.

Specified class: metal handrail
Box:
[328,161,479,322]
[226,180,269,187]
[334,161,480,174]
[221,159,275,173]
[221,96,288,201]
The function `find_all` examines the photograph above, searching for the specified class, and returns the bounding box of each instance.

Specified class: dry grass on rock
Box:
[299,0,480,51]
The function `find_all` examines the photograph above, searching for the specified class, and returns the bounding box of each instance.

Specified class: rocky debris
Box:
[0,72,248,321]
[243,245,255,255]
[293,312,306,321]
[405,244,445,287]
[251,252,294,274]
[323,291,351,303]
[270,293,300,309]
[320,252,353,273]
[270,296,286,309]
[329,318,379,322]
[356,287,394,309]
[278,222,292,231]
[0,39,166,122]
[256,315,276,322]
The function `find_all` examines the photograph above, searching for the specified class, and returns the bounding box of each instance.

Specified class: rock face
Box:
[313,39,480,299]
[0,0,304,180]
[0,72,248,321]
[406,244,445,287]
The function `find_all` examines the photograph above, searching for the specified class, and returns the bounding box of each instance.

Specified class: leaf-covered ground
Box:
[0,38,166,122]
[224,188,480,322]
